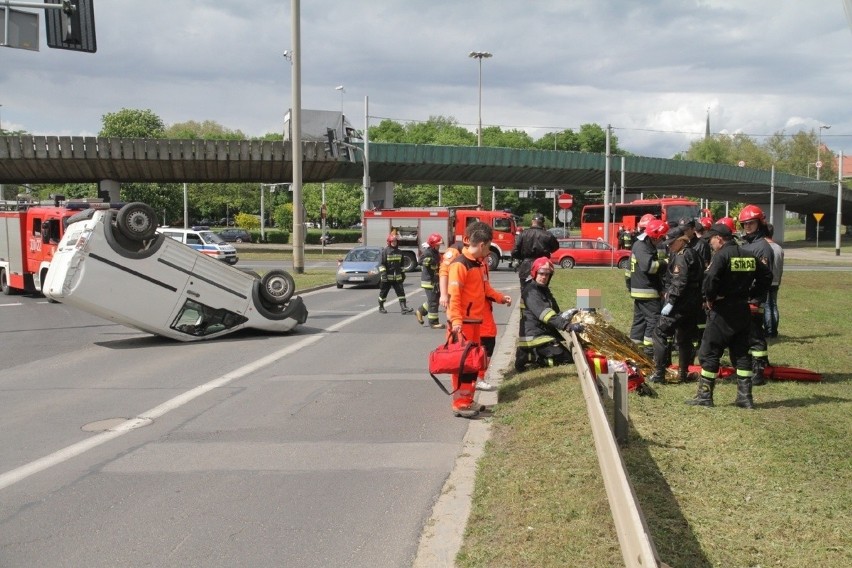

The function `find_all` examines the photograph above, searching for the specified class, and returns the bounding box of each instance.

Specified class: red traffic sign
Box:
[558,193,573,209]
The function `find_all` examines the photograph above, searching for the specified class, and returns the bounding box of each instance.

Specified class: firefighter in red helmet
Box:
[378,232,414,314]
[515,257,583,372]
[738,204,775,385]
[414,233,444,328]
[627,219,669,358]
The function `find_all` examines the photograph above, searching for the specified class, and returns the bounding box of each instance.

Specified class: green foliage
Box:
[99,108,165,138]
[164,120,246,140]
[301,183,364,227]
[263,229,289,244]
[273,203,294,231]
[235,212,260,229]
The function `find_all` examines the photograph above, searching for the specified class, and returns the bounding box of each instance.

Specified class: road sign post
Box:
[813,212,824,248]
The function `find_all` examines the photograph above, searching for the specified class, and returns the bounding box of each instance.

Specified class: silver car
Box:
[336,246,382,288]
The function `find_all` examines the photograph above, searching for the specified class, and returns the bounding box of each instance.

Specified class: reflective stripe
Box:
[701,369,718,379]
[630,288,659,299]
[750,349,769,357]
[517,335,557,348]
[736,369,752,377]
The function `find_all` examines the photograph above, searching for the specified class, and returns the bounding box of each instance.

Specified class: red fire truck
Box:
[0,195,112,295]
[362,206,519,270]
[580,197,702,246]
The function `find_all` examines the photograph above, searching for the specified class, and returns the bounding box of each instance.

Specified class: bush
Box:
[302,229,362,244]
[262,229,289,244]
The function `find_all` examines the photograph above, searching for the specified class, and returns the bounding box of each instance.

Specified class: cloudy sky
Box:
[2,0,851,159]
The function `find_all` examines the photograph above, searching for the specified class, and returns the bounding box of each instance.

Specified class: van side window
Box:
[186,234,202,246]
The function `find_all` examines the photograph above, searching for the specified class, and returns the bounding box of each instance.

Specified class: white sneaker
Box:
[475,380,495,391]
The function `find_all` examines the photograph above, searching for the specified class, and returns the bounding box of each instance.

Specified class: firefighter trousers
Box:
[698,302,753,377]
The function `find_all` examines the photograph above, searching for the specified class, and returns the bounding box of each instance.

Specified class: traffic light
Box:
[324,128,340,159]
[45,0,97,53]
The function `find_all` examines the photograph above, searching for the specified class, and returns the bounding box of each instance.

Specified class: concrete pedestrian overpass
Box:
[1,135,849,224]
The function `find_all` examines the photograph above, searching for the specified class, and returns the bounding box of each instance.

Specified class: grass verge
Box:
[459,268,851,567]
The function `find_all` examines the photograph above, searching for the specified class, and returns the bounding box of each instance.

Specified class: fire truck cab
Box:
[361,207,518,270]
[1,195,111,295]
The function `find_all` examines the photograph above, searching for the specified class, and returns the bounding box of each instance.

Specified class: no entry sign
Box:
[558,193,573,209]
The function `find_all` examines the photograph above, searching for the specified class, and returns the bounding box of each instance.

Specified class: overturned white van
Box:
[43,203,307,341]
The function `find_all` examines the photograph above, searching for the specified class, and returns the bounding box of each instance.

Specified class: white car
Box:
[157,226,239,265]
[43,203,308,342]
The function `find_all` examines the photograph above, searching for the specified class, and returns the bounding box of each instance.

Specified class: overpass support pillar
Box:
[371,181,395,209]
[99,180,121,203]
[754,202,787,243]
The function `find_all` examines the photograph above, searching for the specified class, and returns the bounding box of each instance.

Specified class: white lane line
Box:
[0,303,23,307]
[0,305,380,491]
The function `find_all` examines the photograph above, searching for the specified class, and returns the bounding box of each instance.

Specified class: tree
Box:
[99,108,165,138]
[165,120,246,140]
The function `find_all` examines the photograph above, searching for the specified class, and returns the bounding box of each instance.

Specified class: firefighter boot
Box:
[679,345,696,382]
[735,376,754,409]
[647,369,667,384]
[685,376,715,407]
[751,358,767,386]
[378,299,387,314]
[414,306,425,325]
[400,300,414,315]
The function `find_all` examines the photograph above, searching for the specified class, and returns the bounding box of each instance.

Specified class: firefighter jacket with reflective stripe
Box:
[703,241,772,305]
[447,250,502,327]
[517,279,569,347]
[511,226,559,260]
[419,246,440,289]
[629,235,666,299]
[663,245,703,311]
[379,245,406,282]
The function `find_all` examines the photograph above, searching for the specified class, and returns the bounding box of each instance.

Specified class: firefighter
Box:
[515,257,584,372]
[738,204,775,385]
[415,233,444,328]
[511,213,559,284]
[687,223,771,408]
[647,226,703,384]
[378,233,413,314]
[618,225,634,250]
[628,219,669,357]
[689,216,714,364]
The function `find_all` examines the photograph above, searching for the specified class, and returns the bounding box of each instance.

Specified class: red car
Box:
[550,238,631,269]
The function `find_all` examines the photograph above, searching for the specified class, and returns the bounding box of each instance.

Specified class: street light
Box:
[335,85,345,116]
[469,50,492,206]
[817,124,831,180]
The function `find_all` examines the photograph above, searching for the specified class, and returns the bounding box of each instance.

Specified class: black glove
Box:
[564,322,584,333]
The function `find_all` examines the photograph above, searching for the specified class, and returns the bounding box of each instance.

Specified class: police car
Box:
[43,203,307,342]
[158,226,238,265]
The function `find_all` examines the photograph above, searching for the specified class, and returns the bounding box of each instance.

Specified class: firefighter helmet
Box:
[427,233,443,247]
[638,213,656,230]
[717,217,736,232]
[738,204,765,224]
[386,233,399,245]
[645,219,668,240]
[531,257,554,275]
[698,217,713,230]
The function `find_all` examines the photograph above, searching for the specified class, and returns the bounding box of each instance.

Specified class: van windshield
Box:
[199,231,226,244]
[171,299,248,337]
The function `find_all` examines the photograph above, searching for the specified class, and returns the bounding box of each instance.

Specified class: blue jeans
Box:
[764,286,780,337]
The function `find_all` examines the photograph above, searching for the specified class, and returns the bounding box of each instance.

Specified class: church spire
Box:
[705,107,710,139]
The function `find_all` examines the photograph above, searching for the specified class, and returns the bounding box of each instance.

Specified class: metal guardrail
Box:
[566,330,668,568]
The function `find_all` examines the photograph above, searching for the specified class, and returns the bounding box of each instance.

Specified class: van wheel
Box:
[116,202,158,241]
[560,257,575,269]
[260,270,295,305]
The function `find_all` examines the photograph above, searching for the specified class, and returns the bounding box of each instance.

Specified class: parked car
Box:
[43,202,308,342]
[336,246,382,288]
[550,238,631,269]
[158,227,238,265]
[217,228,253,243]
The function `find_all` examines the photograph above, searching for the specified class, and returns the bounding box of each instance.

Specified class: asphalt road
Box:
[0,274,520,567]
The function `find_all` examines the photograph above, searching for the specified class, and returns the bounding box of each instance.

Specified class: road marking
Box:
[0,305,380,491]
[0,303,23,307]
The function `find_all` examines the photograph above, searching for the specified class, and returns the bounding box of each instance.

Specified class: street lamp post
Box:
[817,124,831,180]
[260,183,289,242]
[469,50,492,206]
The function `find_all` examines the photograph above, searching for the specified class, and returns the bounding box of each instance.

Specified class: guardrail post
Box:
[612,370,628,445]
